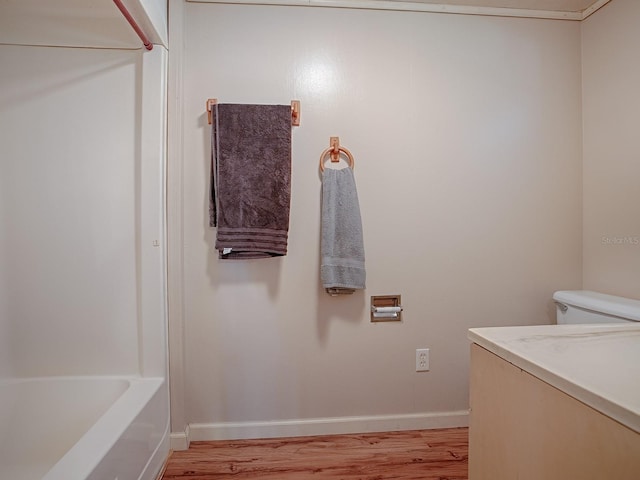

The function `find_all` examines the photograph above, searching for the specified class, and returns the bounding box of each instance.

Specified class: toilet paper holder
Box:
[371,295,403,322]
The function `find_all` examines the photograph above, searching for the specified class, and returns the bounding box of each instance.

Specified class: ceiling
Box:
[0,0,166,49]
[382,0,611,19]
[0,0,614,51]
[189,0,612,20]
[386,0,603,13]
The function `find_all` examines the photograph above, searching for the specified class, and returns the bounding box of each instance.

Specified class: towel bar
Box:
[319,137,354,172]
[206,98,301,126]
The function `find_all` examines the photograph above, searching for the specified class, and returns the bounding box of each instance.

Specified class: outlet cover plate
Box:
[416,348,430,372]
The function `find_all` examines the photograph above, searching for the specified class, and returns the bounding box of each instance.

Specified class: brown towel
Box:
[210,103,292,259]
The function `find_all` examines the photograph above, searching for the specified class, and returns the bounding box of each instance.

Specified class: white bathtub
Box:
[0,376,168,480]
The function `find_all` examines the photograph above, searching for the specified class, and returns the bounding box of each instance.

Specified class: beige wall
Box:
[169,1,583,438]
[581,0,640,299]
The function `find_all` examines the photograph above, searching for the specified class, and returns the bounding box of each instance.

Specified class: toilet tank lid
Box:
[553,290,640,322]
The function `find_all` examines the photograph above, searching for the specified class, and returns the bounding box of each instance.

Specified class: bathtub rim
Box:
[31,375,167,480]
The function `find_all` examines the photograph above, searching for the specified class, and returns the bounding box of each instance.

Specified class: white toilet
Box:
[553,290,640,324]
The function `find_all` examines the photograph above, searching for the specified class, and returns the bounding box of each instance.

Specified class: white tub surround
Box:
[0,377,165,480]
[468,324,640,479]
[0,0,170,478]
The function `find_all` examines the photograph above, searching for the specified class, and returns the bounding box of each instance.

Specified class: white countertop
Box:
[468,323,640,434]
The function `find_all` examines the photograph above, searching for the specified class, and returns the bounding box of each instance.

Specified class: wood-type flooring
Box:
[162,427,468,480]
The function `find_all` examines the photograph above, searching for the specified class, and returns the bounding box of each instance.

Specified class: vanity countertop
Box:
[468,323,640,433]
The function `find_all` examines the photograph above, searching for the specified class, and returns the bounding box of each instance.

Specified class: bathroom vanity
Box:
[468,324,640,479]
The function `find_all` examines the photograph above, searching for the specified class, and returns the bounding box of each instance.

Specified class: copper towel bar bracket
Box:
[319,136,355,172]
[206,98,217,125]
[291,100,301,126]
[206,98,301,126]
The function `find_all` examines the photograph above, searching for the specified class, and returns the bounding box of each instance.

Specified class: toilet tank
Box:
[553,290,640,324]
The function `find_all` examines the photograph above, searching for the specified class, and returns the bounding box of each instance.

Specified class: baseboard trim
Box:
[170,424,191,451]
[173,410,468,444]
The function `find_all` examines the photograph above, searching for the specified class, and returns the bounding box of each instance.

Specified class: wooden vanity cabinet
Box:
[469,344,640,479]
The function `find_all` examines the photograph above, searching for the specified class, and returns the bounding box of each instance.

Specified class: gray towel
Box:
[321,168,366,294]
[210,103,292,259]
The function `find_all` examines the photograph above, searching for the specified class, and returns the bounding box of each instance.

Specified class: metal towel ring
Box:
[319,146,355,172]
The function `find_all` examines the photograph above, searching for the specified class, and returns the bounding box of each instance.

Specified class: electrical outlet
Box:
[416,348,430,372]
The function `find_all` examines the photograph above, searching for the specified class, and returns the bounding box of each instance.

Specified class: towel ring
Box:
[319,146,355,172]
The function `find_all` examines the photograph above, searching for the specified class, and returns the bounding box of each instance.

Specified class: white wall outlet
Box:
[416,348,430,372]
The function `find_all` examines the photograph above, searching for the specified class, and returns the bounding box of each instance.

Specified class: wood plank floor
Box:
[162,428,468,480]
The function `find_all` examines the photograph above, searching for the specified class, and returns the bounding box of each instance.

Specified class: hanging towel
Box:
[321,167,366,294]
[210,103,292,259]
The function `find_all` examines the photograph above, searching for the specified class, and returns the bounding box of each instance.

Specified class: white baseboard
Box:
[169,424,190,451]
[170,410,468,447]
